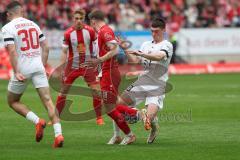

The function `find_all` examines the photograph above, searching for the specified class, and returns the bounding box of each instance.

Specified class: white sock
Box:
[53,123,62,137]
[113,121,120,137]
[26,111,39,125]
[127,131,133,137]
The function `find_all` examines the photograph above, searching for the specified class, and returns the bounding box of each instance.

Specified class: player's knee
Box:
[42,94,51,103]
[8,100,18,108]
[7,96,19,108]
[107,110,125,123]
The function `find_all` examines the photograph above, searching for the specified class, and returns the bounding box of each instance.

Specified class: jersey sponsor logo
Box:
[21,51,41,58]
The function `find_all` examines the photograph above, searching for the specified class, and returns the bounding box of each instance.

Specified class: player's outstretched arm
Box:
[40,39,49,66]
[134,50,168,61]
[98,42,119,62]
[83,42,119,68]
[125,50,141,63]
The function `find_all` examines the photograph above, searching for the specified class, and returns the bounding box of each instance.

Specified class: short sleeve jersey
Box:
[2,17,46,74]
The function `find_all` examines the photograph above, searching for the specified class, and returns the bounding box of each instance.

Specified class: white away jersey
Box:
[2,17,46,74]
[139,40,173,82]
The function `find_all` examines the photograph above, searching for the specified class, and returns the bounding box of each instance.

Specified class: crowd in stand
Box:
[1,0,240,32]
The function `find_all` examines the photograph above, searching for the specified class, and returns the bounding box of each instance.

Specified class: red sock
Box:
[116,104,137,117]
[108,109,131,135]
[56,95,66,115]
[93,97,102,119]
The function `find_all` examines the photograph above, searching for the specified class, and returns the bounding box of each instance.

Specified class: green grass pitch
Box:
[0,74,239,160]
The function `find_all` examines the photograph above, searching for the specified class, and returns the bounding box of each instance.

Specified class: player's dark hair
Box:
[151,17,166,29]
[88,10,105,21]
[74,9,86,16]
[6,1,22,12]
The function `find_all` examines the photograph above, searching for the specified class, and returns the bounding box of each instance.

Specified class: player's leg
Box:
[101,71,135,145]
[142,103,159,131]
[89,83,104,125]
[144,96,164,144]
[144,103,159,144]
[7,76,46,142]
[115,83,148,124]
[109,93,136,143]
[105,103,136,145]
[115,81,148,120]
[115,92,138,118]
[8,92,29,116]
[33,71,64,147]
[84,69,104,125]
[56,84,71,116]
[55,70,77,116]
[108,91,144,144]
[36,87,64,147]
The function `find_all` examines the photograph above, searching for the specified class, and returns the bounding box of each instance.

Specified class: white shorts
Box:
[124,84,166,109]
[134,95,165,109]
[8,71,49,94]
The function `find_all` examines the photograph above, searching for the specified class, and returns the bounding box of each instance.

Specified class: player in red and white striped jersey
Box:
[55,9,103,125]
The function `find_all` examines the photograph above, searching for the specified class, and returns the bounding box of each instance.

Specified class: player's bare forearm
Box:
[7,44,18,73]
[40,40,49,66]
[125,50,141,63]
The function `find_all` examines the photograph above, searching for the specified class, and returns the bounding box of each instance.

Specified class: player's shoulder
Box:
[29,19,42,30]
[64,26,75,35]
[101,25,114,33]
[2,21,14,32]
[161,40,173,49]
[141,41,152,47]
[83,24,94,31]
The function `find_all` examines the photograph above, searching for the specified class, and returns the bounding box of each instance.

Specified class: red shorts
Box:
[63,68,97,85]
[100,69,121,104]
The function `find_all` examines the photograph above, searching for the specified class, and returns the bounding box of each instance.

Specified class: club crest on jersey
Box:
[104,32,113,41]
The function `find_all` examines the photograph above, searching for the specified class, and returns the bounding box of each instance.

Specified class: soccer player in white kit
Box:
[2,1,64,148]
[108,17,173,144]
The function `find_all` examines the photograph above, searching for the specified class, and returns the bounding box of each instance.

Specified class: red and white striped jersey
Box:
[62,24,95,70]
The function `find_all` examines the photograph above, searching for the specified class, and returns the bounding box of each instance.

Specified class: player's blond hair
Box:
[73,9,86,16]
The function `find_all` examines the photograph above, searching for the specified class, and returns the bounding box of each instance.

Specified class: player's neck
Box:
[153,37,163,44]
[75,26,83,30]
[10,15,22,21]
[96,22,106,32]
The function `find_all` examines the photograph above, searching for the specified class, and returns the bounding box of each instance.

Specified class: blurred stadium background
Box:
[1,0,240,78]
[0,1,240,160]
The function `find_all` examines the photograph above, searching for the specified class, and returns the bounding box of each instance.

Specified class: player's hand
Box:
[15,72,26,82]
[116,36,124,45]
[126,50,143,56]
[81,58,102,68]
[116,36,131,50]
[44,64,51,79]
